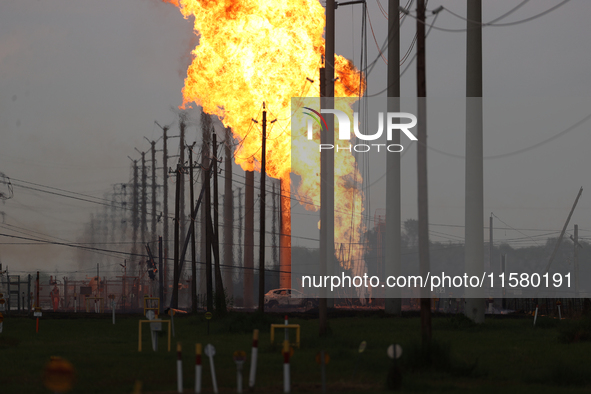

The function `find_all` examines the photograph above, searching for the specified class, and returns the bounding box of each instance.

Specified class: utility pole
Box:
[179,118,186,284]
[319,0,335,336]
[489,215,493,274]
[272,182,278,267]
[574,224,580,296]
[131,158,139,276]
[385,0,402,315]
[465,0,485,324]
[155,122,170,304]
[171,160,182,309]
[223,127,234,298]
[416,0,432,343]
[244,167,254,308]
[200,115,212,300]
[159,236,164,307]
[258,104,267,312]
[212,132,226,313]
[188,142,198,313]
[204,144,214,312]
[237,188,243,274]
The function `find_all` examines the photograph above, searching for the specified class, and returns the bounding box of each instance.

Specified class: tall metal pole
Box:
[574,224,579,296]
[223,127,234,298]
[279,177,291,289]
[204,144,214,312]
[464,0,485,323]
[172,161,182,309]
[161,126,170,304]
[416,0,432,343]
[244,170,254,308]
[132,160,139,277]
[385,0,402,314]
[151,141,157,242]
[489,215,493,274]
[258,104,267,312]
[159,236,164,309]
[189,144,198,313]
[213,132,226,313]
[141,152,147,251]
[319,0,335,335]
[179,119,186,281]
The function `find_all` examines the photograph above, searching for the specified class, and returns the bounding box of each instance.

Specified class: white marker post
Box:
[283,340,290,393]
[387,344,403,360]
[284,315,289,342]
[533,305,539,326]
[195,344,202,393]
[248,329,259,389]
[233,350,246,393]
[205,344,218,394]
[177,343,183,393]
[557,301,562,320]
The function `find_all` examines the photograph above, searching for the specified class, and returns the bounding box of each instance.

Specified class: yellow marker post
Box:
[270,324,300,348]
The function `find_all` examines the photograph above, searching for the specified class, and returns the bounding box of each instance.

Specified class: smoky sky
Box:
[1,0,590,275]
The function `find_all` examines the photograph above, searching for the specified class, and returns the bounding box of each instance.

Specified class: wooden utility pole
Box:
[574,224,580,296]
[171,161,182,309]
[223,127,234,298]
[155,122,170,304]
[189,142,198,313]
[258,104,267,312]
[212,132,226,313]
[244,169,254,308]
[385,0,402,314]
[543,187,583,274]
[131,159,139,277]
[416,0,432,344]
[204,143,214,312]
[149,140,157,242]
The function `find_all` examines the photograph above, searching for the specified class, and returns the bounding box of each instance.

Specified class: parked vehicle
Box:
[264,288,318,309]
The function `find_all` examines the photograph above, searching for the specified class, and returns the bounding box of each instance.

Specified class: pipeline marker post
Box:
[386,344,403,390]
[108,294,116,325]
[249,329,259,389]
[177,342,183,393]
[168,309,176,337]
[205,312,212,335]
[315,351,329,393]
[270,324,300,348]
[34,307,42,333]
[283,340,291,393]
[557,300,562,320]
[533,305,539,326]
[284,315,289,342]
[138,319,171,352]
[146,311,162,352]
[195,344,202,394]
[205,344,218,394]
[233,350,247,393]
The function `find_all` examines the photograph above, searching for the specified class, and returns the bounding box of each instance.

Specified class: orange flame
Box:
[164,0,366,270]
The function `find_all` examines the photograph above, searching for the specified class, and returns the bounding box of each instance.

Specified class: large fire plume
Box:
[163,0,366,271]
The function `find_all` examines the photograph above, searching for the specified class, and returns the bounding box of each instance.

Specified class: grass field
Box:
[2,311,591,393]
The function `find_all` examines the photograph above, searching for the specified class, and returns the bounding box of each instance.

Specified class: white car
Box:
[264,288,318,309]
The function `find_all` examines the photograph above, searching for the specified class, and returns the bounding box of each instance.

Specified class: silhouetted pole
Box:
[258,104,267,312]
[464,0,485,323]
[189,143,198,313]
[223,127,235,298]
[574,224,580,296]
[385,0,402,315]
[131,159,139,276]
[141,151,147,249]
[172,161,182,309]
[212,132,226,313]
[150,140,157,242]
[416,0,432,344]
[159,236,164,307]
[244,169,254,308]
[279,177,291,288]
[155,122,170,304]
[204,145,214,312]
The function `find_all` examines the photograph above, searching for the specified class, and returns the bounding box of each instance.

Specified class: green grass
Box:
[1,312,591,393]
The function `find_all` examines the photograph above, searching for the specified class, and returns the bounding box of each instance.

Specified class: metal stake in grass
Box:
[195,344,202,393]
[283,340,291,393]
[316,350,330,393]
[557,300,562,320]
[249,329,259,389]
[205,344,219,394]
[177,342,183,393]
[533,304,539,326]
[233,350,247,393]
